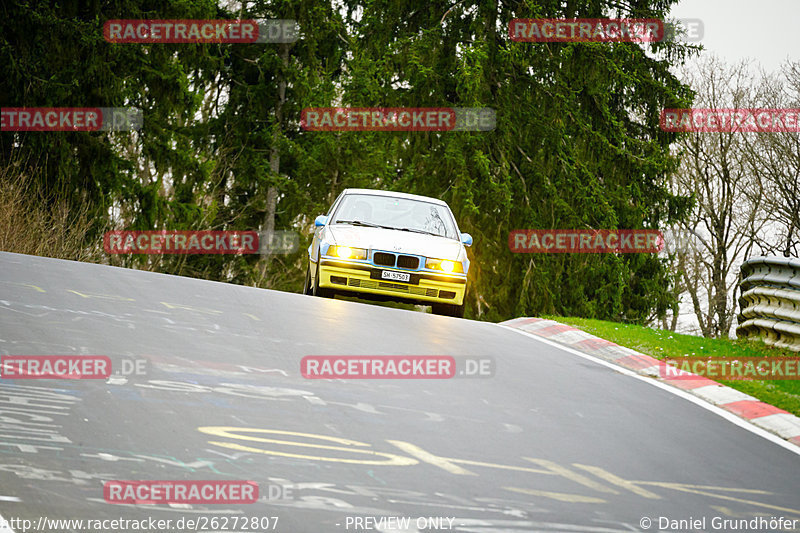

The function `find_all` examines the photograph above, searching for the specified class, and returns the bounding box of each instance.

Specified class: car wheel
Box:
[303,266,313,295]
[431,302,465,318]
[312,261,335,298]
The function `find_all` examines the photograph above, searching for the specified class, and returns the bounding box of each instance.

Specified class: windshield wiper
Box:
[335,219,384,228]
[396,227,442,237]
[337,220,444,236]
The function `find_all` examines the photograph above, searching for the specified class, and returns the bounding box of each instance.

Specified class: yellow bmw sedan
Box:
[303,189,472,317]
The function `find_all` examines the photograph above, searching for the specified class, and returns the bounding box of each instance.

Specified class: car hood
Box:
[327,225,464,260]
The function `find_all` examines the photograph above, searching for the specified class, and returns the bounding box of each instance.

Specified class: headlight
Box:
[440,260,456,273]
[426,258,464,273]
[327,245,367,260]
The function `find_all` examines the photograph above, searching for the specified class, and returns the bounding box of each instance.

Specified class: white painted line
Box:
[691,385,757,405]
[499,323,800,456]
[0,497,20,502]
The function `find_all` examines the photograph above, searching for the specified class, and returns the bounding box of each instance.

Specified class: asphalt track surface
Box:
[0,251,798,533]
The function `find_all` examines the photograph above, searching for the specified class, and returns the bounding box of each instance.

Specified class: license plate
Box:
[381,270,410,282]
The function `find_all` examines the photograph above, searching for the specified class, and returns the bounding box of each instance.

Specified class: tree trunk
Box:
[258,43,289,285]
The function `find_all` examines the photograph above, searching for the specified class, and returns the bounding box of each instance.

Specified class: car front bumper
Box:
[318,259,467,305]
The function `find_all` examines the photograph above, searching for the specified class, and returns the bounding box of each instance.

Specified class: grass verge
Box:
[542,316,800,418]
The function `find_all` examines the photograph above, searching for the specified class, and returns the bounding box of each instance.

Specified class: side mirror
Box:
[461,232,473,246]
[314,215,328,227]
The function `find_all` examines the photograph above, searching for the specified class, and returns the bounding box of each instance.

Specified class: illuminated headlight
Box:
[327,245,367,260]
[426,258,464,274]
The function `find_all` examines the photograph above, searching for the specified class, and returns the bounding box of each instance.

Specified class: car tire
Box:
[303,266,313,295]
[431,302,465,318]
[312,261,335,298]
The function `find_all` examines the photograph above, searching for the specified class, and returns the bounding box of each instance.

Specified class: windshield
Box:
[331,194,458,239]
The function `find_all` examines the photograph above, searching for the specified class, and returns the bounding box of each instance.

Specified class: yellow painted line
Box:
[640,482,800,516]
[447,457,552,475]
[635,482,770,494]
[524,459,617,494]
[196,427,792,515]
[386,441,552,475]
[0,281,46,293]
[67,290,135,301]
[198,427,367,446]
[161,302,223,315]
[710,506,773,519]
[387,440,477,475]
[207,441,417,466]
[199,427,417,466]
[242,313,260,321]
[504,487,606,503]
[573,464,660,499]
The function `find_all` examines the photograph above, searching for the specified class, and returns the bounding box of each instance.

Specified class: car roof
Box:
[341,188,448,206]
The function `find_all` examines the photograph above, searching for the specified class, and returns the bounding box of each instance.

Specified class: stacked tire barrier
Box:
[737,256,800,352]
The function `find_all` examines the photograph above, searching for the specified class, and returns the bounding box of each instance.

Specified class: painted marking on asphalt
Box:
[160,302,223,315]
[636,483,770,494]
[0,281,45,293]
[0,443,64,454]
[66,290,135,302]
[572,464,660,499]
[710,506,775,519]
[83,498,243,514]
[0,496,20,502]
[80,453,144,463]
[384,499,525,516]
[382,405,447,422]
[22,284,45,293]
[504,487,605,503]
[199,427,418,466]
[242,313,261,321]
[386,441,550,475]
[387,441,477,476]
[197,426,798,513]
[524,459,617,494]
[639,482,800,516]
